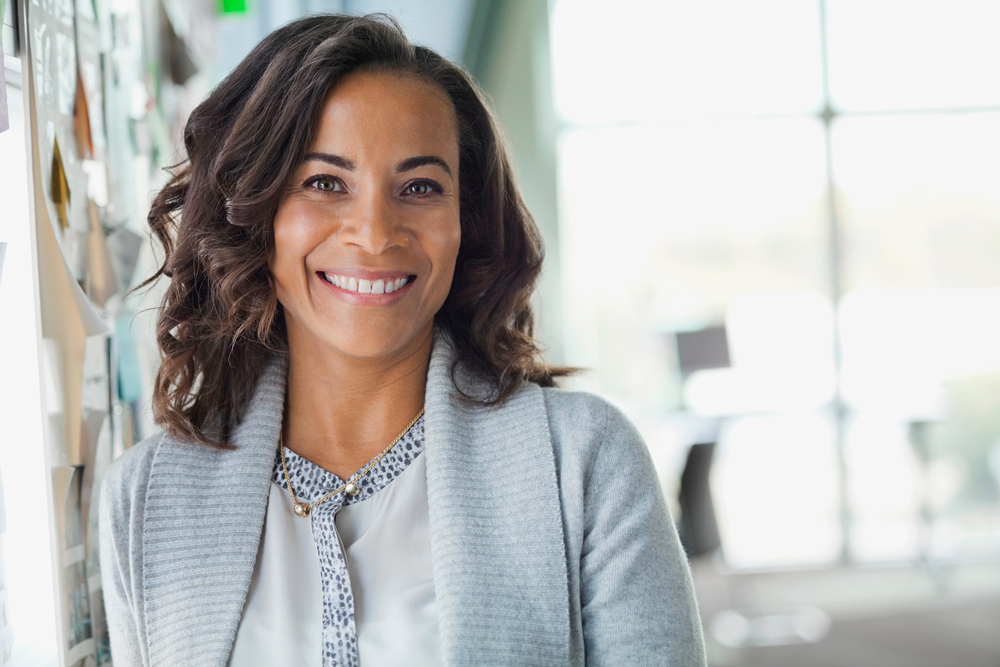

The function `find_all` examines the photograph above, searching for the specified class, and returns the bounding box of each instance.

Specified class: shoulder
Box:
[540,386,653,492]
[104,432,165,495]
[100,432,166,528]
[541,387,645,460]
[542,387,639,440]
[541,387,707,665]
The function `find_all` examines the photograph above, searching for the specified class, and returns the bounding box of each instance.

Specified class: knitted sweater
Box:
[99,333,707,666]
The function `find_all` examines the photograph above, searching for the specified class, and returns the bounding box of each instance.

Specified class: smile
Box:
[319,272,414,294]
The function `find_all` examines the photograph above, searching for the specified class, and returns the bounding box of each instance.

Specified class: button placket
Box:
[271,416,425,667]
[310,498,359,667]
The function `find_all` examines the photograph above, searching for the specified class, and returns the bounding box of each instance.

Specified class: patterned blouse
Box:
[270,416,426,667]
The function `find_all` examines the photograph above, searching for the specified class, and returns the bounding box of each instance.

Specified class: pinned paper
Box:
[55,31,76,117]
[65,229,89,283]
[85,200,117,307]
[107,227,142,293]
[29,53,110,464]
[39,204,109,462]
[0,466,6,535]
[76,0,96,22]
[32,21,54,108]
[74,2,107,154]
[78,408,107,534]
[83,406,113,564]
[79,62,106,152]
[82,159,108,207]
[115,316,143,403]
[0,49,8,135]
[54,0,74,28]
[73,70,93,159]
[51,139,71,229]
[56,466,95,662]
[91,588,111,665]
[1,625,11,664]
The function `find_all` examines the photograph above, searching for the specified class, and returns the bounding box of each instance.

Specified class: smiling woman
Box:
[271,71,463,477]
[98,13,706,667]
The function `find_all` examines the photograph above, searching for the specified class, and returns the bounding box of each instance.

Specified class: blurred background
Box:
[2,0,999,665]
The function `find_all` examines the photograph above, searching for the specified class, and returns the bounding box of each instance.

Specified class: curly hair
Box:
[143,13,569,447]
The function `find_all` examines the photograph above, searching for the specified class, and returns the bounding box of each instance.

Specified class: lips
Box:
[320,272,411,294]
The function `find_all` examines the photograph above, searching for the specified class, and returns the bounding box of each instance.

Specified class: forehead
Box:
[309,71,459,162]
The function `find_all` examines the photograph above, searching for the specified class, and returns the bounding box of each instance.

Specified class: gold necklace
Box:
[279,408,425,518]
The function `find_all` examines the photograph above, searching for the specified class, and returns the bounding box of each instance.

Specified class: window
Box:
[552,0,1000,568]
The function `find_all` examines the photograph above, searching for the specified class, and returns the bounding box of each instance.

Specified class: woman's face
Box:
[271,71,461,362]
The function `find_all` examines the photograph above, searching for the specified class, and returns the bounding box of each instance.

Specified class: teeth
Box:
[323,273,411,294]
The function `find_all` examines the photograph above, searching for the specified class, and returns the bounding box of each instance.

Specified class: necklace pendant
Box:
[345,482,360,497]
[293,502,310,517]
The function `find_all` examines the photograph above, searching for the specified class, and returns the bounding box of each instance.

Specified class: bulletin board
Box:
[8,0,202,664]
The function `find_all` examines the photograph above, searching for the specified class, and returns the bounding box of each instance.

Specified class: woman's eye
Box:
[405,182,437,196]
[309,177,342,193]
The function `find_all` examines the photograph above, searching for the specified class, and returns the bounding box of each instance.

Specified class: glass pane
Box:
[558,118,837,568]
[827,0,1000,111]
[558,117,828,402]
[845,415,922,562]
[551,0,823,124]
[684,293,836,415]
[840,290,1000,414]
[841,290,1000,561]
[833,113,1000,291]
[712,413,842,569]
[835,112,1000,562]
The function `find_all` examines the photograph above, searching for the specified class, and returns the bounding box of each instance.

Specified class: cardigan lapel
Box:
[142,355,287,667]
[139,335,572,666]
[424,336,571,666]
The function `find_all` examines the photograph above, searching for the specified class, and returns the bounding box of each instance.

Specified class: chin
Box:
[317,319,433,361]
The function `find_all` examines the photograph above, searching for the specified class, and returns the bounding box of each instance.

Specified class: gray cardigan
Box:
[99,334,707,666]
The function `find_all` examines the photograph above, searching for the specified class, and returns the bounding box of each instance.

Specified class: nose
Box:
[337,190,407,255]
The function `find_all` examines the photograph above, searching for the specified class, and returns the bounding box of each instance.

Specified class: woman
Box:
[99,14,706,667]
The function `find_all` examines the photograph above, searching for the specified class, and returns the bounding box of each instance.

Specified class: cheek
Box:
[423,223,461,314]
[270,203,316,295]
[428,215,462,288]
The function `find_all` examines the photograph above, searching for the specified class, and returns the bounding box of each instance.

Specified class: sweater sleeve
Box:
[579,401,707,666]
[98,435,160,667]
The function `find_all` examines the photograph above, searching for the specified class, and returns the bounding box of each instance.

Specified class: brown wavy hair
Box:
[143,13,568,447]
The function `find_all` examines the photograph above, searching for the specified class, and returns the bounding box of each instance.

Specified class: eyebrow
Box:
[302,152,452,177]
[396,155,452,177]
[303,152,356,170]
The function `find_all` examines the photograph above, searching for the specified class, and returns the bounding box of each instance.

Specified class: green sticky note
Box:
[219,0,247,13]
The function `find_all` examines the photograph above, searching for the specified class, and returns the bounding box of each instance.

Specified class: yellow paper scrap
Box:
[50,138,71,230]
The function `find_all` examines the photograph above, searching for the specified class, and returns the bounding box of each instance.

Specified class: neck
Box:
[282,324,432,479]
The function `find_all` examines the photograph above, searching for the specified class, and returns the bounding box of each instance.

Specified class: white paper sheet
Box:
[0,49,8,135]
[27,28,110,465]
